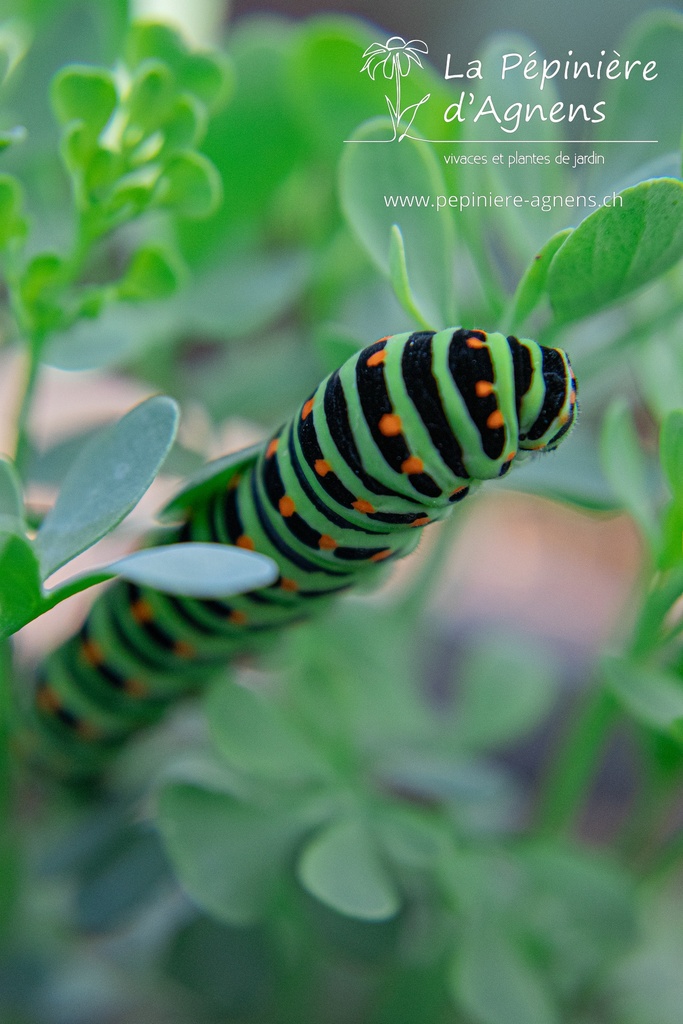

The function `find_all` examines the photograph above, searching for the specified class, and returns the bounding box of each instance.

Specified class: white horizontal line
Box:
[420,139,659,144]
[344,139,658,144]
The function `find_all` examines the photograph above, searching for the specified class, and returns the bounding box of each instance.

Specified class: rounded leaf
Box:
[297,817,401,921]
[109,543,278,597]
[118,244,183,301]
[451,923,560,1024]
[35,396,179,579]
[51,65,118,135]
[453,641,560,750]
[161,95,206,152]
[603,656,683,740]
[547,178,683,322]
[179,52,232,112]
[125,21,188,72]
[157,151,222,217]
[127,60,175,133]
[206,679,328,783]
[158,783,308,925]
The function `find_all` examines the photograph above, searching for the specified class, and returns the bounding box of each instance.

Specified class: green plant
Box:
[0,5,682,1024]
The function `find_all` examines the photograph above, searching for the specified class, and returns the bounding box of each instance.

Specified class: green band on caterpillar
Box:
[26,328,578,778]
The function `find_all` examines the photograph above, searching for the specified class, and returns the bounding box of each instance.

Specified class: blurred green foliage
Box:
[0,2,682,1023]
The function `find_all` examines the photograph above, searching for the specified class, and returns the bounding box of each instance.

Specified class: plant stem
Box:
[535,684,618,837]
[0,639,18,939]
[12,340,42,476]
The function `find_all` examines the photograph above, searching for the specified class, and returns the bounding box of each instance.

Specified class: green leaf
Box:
[506,430,618,511]
[178,19,306,259]
[660,410,683,502]
[108,543,279,597]
[458,35,569,271]
[0,533,42,639]
[547,179,683,323]
[19,253,65,307]
[51,64,118,136]
[603,657,683,740]
[157,151,222,218]
[290,17,449,158]
[297,817,401,921]
[339,117,456,329]
[206,678,328,785]
[83,146,125,199]
[661,502,683,571]
[161,444,262,522]
[596,11,683,183]
[0,459,23,530]
[600,399,658,548]
[160,95,206,152]
[0,173,27,249]
[35,396,179,580]
[118,244,183,300]
[453,640,560,750]
[126,59,174,134]
[179,52,232,113]
[125,21,189,73]
[508,229,572,332]
[158,782,309,925]
[388,225,431,329]
[450,921,560,1024]
[520,842,637,964]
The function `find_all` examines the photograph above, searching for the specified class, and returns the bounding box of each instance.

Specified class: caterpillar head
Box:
[512,339,578,454]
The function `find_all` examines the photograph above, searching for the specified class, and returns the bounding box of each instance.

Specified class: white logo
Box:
[361,36,431,141]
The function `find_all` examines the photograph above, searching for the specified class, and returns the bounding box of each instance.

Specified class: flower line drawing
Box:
[361,36,431,142]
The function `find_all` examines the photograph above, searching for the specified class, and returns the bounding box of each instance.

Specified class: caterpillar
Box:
[28,328,577,777]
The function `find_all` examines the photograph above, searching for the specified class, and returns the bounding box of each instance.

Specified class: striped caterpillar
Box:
[30,328,577,777]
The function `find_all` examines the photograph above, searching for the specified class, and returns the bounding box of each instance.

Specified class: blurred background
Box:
[0,0,681,1023]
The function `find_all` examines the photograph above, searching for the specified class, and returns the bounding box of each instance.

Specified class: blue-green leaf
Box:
[108,543,278,597]
[0,459,23,532]
[450,921,560,1024]
[35,396,179,579]
[206,679,328,784]
[297,817,401,921]
[600,399,658,548]
[339,117,455,329]
[603,657,683,740]
[161,444,263,522]
[452,640,560,750]
[158,782,309,925]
